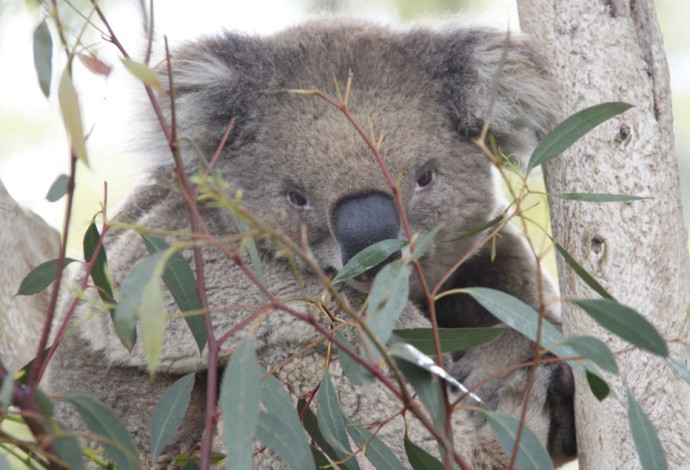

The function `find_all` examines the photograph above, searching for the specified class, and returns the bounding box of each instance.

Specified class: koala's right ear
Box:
[156,33,273,156]
[422,28,559,160]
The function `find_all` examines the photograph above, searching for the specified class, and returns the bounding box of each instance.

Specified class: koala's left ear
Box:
[422,28,559,158]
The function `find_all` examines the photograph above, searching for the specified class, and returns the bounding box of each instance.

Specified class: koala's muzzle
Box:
[332,192,401,274]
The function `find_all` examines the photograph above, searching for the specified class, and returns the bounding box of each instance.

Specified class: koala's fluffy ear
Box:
[155,33,272,156]
[425,29,558,158]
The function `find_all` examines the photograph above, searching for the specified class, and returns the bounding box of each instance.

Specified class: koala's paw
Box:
[546,362,577,466]
[451,345,577,466]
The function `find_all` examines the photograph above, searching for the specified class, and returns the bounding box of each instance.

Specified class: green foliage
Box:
[485,412,554,470]
[346,422,406,470]
[256,376,315,470]
[332,239,407,284]
[32,19,52,98]
[392,327,503,354]
[141,233,206,353]
[403,434,444,470]
[526,102,632,173]
[627,391,668,470]
[57,70,88,165]
[150,374,195,462]
[16,258,78,296]
[58,391,140,470]
[83,222,116,308]
[316,370,360,469]
[220,338,261,470]
[46,174,69,202]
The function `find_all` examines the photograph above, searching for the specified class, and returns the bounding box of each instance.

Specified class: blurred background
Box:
[0,0,687,257]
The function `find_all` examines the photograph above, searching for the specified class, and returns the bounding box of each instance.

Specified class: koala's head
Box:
[155,20,556,298]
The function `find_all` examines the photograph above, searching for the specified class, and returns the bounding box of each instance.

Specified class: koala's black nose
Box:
[332,192,401,269]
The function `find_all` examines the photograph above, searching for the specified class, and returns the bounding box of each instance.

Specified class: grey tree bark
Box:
[516,1,690,468]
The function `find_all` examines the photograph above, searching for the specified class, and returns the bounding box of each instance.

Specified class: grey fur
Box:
[49,20,575,468]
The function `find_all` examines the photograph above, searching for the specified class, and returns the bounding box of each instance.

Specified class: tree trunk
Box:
[516,1,690,468]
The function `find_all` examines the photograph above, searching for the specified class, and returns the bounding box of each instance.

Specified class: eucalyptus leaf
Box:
[527,102,632,172]
[141,233,206,353]
[52,422,85,470]
[0,372,14,406]
[333,239,407,284]
[627,390,668,470]
[570,299,668,357]
[16,258,78,296]
[113,251,166,351]
[84,222,115,308]
[556,335,618,374]
[404,434,443,470]
[554,244,613,300]
[257,375,315,470]
[46,174,69,202]
[392,327,503,355]
[666,357,690,386]
[221,338,261,470]
[335,331,372,388]
[151,374,195,462]
[316,370,360,469]
[347,423,406,470]
[0,454,9,470]
[122,58,162,90]
[448,215,503,242]
[297,399,353,469]
[33,19,52,98]
[58,70,88,165]
[586,370,610,401]
[391,349,445,428]
[485,411,554,470]
[58,390,140,470]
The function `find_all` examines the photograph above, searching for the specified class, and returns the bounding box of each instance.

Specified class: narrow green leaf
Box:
[485,411,554,470]
[347,423,406,470]
[410,225,444,260]
[334,331,372,388]
[0,372,14,406]
[256,375,315,470]
[310,446,331,467]
[586,370,610,401]
[555,244,613,300]
[391,349,445,428]
[113,251,166,351]
[84,222,115,307]
[666,357,690,386]
[221,337,261,470]
[121,58,162,90]
[448,215,503,243]
[556,336,618,374]
[404,434,443,470]
[552,193,646,202]
[256,413,316,470]
[316,370,360,469]
[141,234,206,353]
[16,258,77,296]
[33,19,52,98]
[52,422,85,470]
[527,102,633,172]
[332,239,407,284]
[570,299,668,357]
[392,328,503,355]
[58,70,88,165]
[58,390,140,470]
[366,260,410,345]
[462,288,601,377]
[298,399,358,470]
[627,391,668,470]
[151,374,195,462]
[46,174,69,202]
[0,454,9,470]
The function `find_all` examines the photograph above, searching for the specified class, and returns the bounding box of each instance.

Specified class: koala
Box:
[48,19,576,469]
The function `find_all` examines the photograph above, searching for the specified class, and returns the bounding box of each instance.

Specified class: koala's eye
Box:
[287,191,310,208]
[415,169,435,190]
